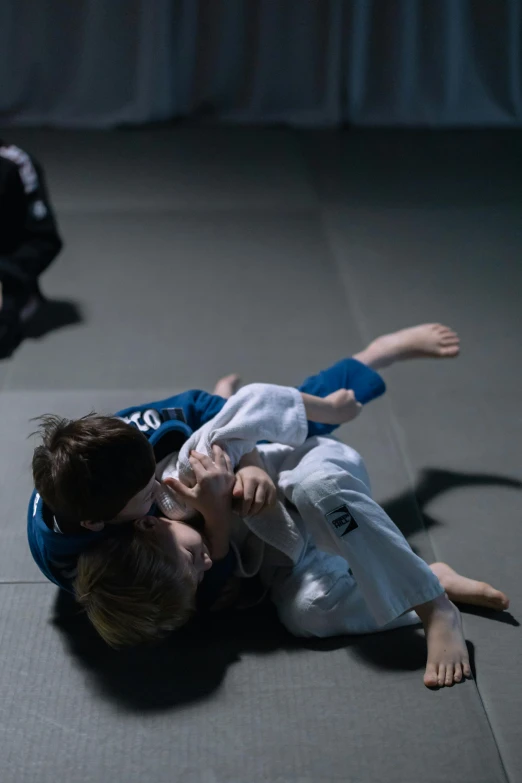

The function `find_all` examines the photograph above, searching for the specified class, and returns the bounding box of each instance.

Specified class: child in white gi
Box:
[158,381,508,689]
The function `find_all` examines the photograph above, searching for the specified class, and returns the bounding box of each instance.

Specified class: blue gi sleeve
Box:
[297,357,386,437]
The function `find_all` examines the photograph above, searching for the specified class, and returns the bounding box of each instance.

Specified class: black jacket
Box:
[0,140,63,290]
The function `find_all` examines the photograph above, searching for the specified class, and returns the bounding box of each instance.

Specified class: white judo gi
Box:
[157,384,444,637]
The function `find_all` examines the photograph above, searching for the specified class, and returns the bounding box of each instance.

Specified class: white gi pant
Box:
[263,437,444,637]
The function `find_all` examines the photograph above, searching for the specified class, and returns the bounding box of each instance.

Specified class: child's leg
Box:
[353,323,460,371]
[297,323,459,438]
[277,438,475,687]
[271,549,507,641]
[429,562,508,612]
[279,439,445,627]
[270,543,421,639]
[212,374,240,399]
[213,325,459,407]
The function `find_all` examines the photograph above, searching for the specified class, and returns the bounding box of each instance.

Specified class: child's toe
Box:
[424,663,439,688]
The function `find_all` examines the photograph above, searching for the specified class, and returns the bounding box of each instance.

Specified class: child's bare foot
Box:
[430,562,509,612]
[415,594,472,688]
[354,324,460,370]
[212,373,241,399]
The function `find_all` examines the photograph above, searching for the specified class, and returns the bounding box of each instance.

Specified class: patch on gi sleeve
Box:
[161,407,187,423]
[31,199,48,219]
[325,504,358,537]
[0,144,38,193]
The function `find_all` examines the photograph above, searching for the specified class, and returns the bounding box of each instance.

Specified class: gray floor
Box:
[1,127,521,783]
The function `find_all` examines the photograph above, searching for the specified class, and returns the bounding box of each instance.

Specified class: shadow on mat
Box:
[24,298,83,340]
[52,467,521,712]
[382,467,522,541]
[53,591,311,712]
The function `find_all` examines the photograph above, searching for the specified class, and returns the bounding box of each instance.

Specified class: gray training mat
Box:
[0,127,520,783]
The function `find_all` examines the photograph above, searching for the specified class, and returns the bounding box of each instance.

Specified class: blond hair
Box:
[74,527,196,648]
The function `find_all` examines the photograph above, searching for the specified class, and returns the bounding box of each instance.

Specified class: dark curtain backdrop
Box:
[1,0,520,128]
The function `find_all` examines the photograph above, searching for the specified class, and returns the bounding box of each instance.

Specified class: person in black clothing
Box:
[0,140,63,357]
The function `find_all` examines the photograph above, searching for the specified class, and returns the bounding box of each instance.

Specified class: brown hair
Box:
[74,525,196,648]
[32,413,155,528]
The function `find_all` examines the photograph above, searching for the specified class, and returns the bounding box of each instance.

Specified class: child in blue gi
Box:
[29,322,459,595]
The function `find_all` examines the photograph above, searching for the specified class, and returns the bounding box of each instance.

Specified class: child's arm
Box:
[161,384,361,523]
[190,449,236,559]
[228,389,361,518]
[164,445,236,560]
[178,384,361,480]
[233,448,277,518]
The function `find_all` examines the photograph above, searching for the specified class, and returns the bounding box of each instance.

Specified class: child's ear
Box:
[80,520,105,532]
[134,516,157,533]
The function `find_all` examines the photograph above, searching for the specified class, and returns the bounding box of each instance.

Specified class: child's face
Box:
[114,474,160,523]
[137,516,213,584]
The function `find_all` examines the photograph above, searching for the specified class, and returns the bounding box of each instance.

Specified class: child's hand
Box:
[233,465,277,517]
[164,445,235,518]
[322,389,362,425]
